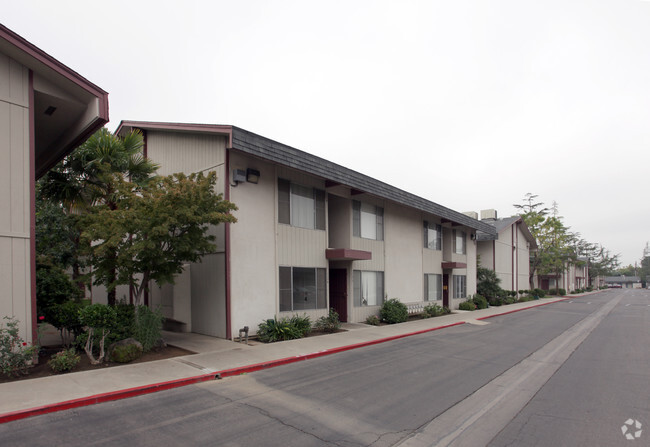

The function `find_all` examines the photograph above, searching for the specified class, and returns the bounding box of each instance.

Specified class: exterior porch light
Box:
[246,168,260,184]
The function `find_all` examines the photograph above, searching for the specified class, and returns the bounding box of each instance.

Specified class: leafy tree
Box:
[35,197,77,269]
[79,304,117,364]
[35,261,82,325]
[40,128,159,305]
[537,203,576,293]
[80,171,237,306]
[575,241,619,283]
[514,194,567,289]
[615,264,638,277]
[515,194,619,291]
[477,266,503,299]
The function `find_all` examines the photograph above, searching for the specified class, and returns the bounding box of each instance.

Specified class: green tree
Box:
[476,266,503,299]
[81,171,237,306]
[515,195,576,291]
[40,128,159,305]
[514,193,552,289]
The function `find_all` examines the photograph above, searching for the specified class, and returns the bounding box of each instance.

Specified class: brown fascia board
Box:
[230,126,496,235]
[515,217,538,249]
[1,24,109,178]
[115,121,233,148]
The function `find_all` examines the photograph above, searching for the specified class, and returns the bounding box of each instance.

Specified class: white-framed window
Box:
[424,221,442,250]
[279,267,327,311]
[278,179,326,230]
[424,274,442,301]
[353,201,384,240]
[453,230,466,254]
[453,275,467,299]
[353,270,384,306]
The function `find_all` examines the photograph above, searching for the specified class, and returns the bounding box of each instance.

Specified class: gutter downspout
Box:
[225,147,232,340]
[29,70,37,345]
[515,222,519,294]
[511,224,515,291]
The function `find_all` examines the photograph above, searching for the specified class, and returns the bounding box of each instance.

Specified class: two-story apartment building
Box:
[0,25,108,343]
[115,121,496,339]
[473,210,537,293]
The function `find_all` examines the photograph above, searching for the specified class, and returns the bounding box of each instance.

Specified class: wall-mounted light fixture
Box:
[246,168,260,184]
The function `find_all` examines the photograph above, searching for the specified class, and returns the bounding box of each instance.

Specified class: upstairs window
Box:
[278,179,325,230]
[353,201,384,240]
[453,230,466,254]
[424,221,442,250]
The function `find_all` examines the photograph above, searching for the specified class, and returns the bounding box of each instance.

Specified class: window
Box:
[453,230,466,254]
[278,179,325,230]
[279,267,327,311]
[453,275,467,299]
[353,201,384,240]
[423,221,442,250]
[424,274,442,301]
[353,271,384,306]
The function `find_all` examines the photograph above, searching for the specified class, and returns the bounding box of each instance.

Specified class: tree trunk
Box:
[83,328,109,364]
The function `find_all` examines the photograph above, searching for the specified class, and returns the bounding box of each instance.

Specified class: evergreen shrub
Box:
[380,299,408,324]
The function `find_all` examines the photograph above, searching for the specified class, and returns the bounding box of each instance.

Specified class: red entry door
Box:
[443,274,450,308]
[329,269,348,322]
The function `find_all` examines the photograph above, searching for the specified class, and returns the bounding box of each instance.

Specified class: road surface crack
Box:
[239,401,344,446]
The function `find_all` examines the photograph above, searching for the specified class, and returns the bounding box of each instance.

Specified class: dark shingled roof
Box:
[231,126,496,234]
[115,121,496,234]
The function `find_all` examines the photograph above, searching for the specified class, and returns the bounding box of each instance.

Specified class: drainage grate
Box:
[173,358,214,373]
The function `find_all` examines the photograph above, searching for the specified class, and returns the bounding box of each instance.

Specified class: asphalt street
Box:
[489,288,650,446]
[0,289,645,447]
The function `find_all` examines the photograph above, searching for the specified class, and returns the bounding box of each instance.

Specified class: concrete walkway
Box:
[0,295,588,423]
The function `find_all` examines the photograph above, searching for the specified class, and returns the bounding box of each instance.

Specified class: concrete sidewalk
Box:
[0,295,584,423]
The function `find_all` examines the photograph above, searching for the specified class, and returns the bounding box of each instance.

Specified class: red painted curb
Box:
[2,299,571,425]
[476,297,571,321]
[0,320,466,424]
[217,320,467,378]
[0,372,217,424]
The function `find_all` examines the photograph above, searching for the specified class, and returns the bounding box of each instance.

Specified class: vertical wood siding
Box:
[0,54,30,339]
[147,131,226,176]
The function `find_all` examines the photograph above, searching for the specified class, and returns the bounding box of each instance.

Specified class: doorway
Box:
[329,269,348,322]
[443,274,450,308]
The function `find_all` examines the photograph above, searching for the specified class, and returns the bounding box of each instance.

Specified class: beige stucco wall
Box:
[0,53,32,341]
[477,240,494,270]
[144,130,229,337]
[494,225,514,290]
[229,153,281,338]
[477,223,533,293]
[384,203,424,302]
[516,224,531,291]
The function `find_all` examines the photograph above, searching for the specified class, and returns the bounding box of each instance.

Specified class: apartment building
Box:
[116,121,496,339]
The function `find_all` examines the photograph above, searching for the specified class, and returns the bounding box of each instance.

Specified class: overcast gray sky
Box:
[5,0,649,267]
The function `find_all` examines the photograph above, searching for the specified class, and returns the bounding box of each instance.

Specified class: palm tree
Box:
[39,128,159,305]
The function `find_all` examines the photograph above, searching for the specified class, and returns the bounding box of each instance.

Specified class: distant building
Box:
[471,210,537,293]
[604,276,642,289]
